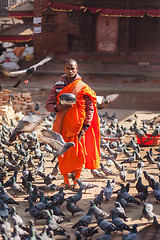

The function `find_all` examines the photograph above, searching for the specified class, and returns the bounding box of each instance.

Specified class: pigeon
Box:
[119,184,140,205]
[100,162,116,176]
[119,166,127,183]
[0,187,19,205]
[135,186,149,202]
[93,189,104,207]
[37,129,75,162]
[121,152,136,166]
[96,231,112,240]
[0,200,9,220]
[38,183,58,193]
[153,182,160,202]
[10,206,28,232]
[136,216,160,240]
[75,178,98,191]
[46,213,70,239]
[25,198,46,222]
[89,200,109,218]
[0,216,12,238]
[51,161,59,176]
[114,202,128,222]
[91,169,105,178]
[72,208,94,229]
[136,177,145,193]
[143,151,156,164]
[37,171,56,185]
[122,224,138,240]
[9,114,45,142]
[76,226,99,239]
[142,202,157,222]
[65,198,84,216]
[9,176,24,197]
[110,209,131,231]
[96,216,116,232]
[135,166,143,181]
[112,159,123,172]
[2,55,52,87]
[103,179,113,201]
[66,187,83,205]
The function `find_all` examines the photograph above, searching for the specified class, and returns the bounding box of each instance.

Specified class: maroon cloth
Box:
[45,74,94,131]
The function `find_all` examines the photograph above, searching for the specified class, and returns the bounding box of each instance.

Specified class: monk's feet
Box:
[58,183,71,190]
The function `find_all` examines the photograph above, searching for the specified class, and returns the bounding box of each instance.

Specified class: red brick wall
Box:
[33,0,81,58]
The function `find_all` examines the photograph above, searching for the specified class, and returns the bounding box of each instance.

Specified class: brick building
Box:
[1,0,160,66]
[32,0,160,65]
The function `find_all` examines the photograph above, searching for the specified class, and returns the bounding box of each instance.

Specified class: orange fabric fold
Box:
[53,79,101,175]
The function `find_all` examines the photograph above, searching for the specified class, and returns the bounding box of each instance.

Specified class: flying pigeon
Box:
[37,129,75,162]
[9,114,45,143]
[2,55,52,88]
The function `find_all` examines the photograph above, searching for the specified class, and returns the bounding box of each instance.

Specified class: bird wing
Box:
[2,55,52,77]
[14,115,44,132]
[2,69,27,77]
[40,129,66,145]
[105,94,119,103]
[37,133,63,151]
[31,55,52,70]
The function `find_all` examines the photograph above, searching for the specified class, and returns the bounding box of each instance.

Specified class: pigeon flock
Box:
[0,109,160,239]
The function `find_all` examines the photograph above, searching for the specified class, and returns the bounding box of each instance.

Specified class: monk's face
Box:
[64,62,78,82]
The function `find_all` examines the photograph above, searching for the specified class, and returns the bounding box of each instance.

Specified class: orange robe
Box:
[53,79,100,175]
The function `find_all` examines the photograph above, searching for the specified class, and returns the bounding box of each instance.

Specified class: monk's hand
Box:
[78,129,86,142]
[57,102,72,111]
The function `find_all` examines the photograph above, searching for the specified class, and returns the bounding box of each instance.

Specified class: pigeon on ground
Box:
[112,159,123,172]
[66,187,83,205]
[72,208,94,229]
[0,187,19,205]
[37,171,56,185]
[9,114,45,143]
[9,176,24,197]
[119,184,140,205]
[0,200,9,220]
[153,182,160,202]
[51,161,59,176]
[103,179,113,201]
[100,162,116,176]
[122,224,138,240]
[114,202,128,222]
[91,169,105,178]
[135,186,149,202]
[142,202,157,222]
[77,226,99,239]
[119,166,127,182]
[65,198,84,216]
[96,216,116,232]
[46,213,70,239]
[93,189,104,207]
[37,129,75,162]
[143,151,156,164]
[89,200,109,218]
[136,177,145,194]
[110,209,131,231]
[136,216,160,240]
[10,206,28,232]
[121,152,136,166]
[75,178,98,191]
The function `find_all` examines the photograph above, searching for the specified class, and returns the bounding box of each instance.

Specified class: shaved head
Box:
[64,59,77,67]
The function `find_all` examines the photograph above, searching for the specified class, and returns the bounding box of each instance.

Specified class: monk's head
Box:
[64,59,78,82]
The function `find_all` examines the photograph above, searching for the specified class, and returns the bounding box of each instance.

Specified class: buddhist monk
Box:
[45,59,100,190]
